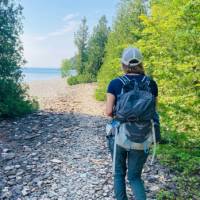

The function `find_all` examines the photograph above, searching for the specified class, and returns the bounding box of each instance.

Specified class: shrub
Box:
[95,0,200,198]
[0,79,38,118]
[67,73,96,85]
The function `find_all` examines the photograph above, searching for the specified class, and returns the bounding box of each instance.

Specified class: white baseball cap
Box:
[121,47,143,67]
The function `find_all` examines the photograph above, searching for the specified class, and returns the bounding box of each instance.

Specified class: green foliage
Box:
[0,79,38,117]
[0,0,38,118]
[156,190,175,200]
[96,0,200,198]
[61,59,72,77]
[67,73,96,85]
[86,15,110,76]
[61,56,77,77]
[68,15,109,85]
[74,17,89,74]
[67,76,78,85]
[96,0,146,99]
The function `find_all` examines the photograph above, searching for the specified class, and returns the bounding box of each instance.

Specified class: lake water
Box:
[22,67,76,82]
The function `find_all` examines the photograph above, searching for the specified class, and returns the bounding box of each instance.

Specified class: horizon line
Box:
[22,66,61,69]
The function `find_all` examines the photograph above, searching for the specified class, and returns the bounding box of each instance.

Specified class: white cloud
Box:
[33,19,79,41]
[48,20,79,37]
[63,13,79,22]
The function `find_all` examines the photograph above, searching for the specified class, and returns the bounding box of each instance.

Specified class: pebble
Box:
[16,169,24,176]
[50,159,63,164]
[149,185,160,191]
[1,152,15,160]
[21,186,30,196]
[0,83,179,200]
[4,165,15,171]
[3,148,10,153]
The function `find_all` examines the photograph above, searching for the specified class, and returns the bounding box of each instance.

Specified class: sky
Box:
[21,0,119,68]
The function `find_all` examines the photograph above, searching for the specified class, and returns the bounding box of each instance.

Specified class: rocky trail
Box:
[0,79,175,200]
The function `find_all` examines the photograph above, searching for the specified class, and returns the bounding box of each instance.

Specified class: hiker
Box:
[105,47,160,200]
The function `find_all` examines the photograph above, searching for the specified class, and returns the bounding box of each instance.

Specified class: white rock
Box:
[1,152,15,160]
[150,185,160,191]
[3,148,10,153]
[4,165,15,171]
[80,173,87,178]
[50,158,62,163]
[21,186,30,196]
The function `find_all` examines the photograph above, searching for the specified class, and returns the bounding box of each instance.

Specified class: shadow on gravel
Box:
[0,111,175,200]
[0,110,108,160]
[0,110,110,199]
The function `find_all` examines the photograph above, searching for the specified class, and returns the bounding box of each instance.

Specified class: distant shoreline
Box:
[23,77,64,84]
[22,67,61,82]
[22,67,60,69]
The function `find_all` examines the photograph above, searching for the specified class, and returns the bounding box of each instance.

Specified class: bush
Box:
[95,0,200,198]
[67,73,96,85]
[95,88,106,101]
[0,1,38,118]
[0,80,39,118]
[156,190,175,200]
[67,76,79,85]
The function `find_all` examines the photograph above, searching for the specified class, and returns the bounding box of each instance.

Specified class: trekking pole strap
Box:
[112,127,118,176]
[150,119,156,164]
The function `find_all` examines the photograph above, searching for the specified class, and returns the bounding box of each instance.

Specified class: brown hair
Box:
[122,62,145,75]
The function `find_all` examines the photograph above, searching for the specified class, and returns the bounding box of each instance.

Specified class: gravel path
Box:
[0,79,175,200]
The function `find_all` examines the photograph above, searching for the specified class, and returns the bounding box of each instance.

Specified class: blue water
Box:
[22,67,61,82]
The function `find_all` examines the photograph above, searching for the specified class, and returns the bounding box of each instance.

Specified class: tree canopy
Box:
[74,17,89,75]
[67,15,109,85]
[96,0,200,198]
[61,56,77,77]
[86,15,110,76]
[0,0,38,117]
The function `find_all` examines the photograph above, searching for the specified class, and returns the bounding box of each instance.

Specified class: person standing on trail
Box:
[105,47,159,200]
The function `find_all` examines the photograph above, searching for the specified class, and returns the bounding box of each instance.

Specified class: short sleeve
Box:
[150,79,158,97]
[107,80,116,97]
[107,78,124,98]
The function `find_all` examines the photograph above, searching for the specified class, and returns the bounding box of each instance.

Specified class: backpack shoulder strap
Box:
[118,75,130,86]
[141,75,151,91]
[118,76,131,95]
[123,75,131,83]
[141,75,151,86]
